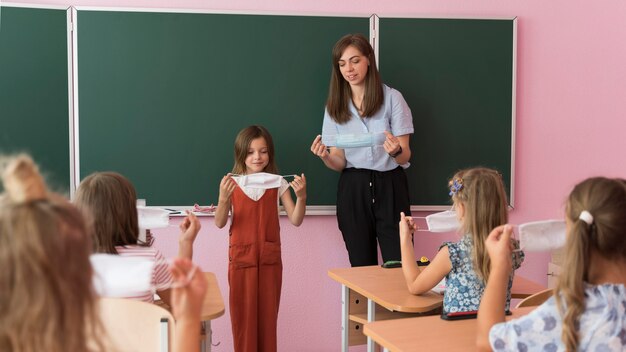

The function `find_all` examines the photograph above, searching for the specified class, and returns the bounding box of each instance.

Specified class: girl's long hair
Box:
[75,172,149,254]
[325,33,384,124]
[449,167,509,282]
[0,155,107,352]
[555,177,626,352]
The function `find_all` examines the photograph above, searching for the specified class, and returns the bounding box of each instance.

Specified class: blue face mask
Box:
[322,132,386,149]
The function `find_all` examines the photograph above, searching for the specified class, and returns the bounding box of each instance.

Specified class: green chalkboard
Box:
[0,5,70,193]
[379,18,515,207]
[75,11,515,208]
[76,10,369,206]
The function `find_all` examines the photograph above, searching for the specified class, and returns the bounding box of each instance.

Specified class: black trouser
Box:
[336,167,411,267]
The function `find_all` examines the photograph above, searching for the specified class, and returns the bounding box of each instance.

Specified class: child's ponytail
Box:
[556,177,626,351]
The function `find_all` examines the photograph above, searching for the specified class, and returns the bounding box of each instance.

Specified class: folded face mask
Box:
[90,254,156,297]
[137,206,170,229]
[231,172,295,190]
[517,219,566,252]
[417,210,461,233]
[322,132,386,149]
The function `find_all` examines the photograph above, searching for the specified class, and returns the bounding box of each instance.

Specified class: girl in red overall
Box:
[214,125,307,352]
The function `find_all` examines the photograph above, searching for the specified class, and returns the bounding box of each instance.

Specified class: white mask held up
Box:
[137,206,170,229]
[231,172,295,190]
[90,254,198,297]
[137,206,170,243]
[517,219,566,252]
[91,254,155,297]
[416,210,461,233]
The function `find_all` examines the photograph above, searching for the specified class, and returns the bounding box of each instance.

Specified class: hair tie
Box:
[448,178,464,196]
[579,210,594,225]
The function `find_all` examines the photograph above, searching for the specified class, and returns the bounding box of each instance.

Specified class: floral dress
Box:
[490,284,626,351]
[442,235,524,314]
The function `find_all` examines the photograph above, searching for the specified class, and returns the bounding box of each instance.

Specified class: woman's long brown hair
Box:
[325,33,384,124]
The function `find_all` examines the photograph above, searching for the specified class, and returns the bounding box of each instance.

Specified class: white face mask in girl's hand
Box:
[90,254,155,297]
[90,254,198,297]
[415,210,461,233]
[517,219,566,252]
[137,206,170,229]
[231,172,296,189]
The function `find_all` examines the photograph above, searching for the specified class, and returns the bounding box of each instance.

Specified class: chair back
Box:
[98,297,176,352]
[515,288,554,308]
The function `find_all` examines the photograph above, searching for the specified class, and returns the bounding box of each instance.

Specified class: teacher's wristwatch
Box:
[389,146,403,158]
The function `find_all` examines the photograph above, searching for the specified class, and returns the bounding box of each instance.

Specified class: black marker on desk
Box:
[164,208,181,215]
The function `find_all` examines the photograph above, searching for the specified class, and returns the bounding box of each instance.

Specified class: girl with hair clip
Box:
[74,171,201,305]
[310,33,414,267]
[399,167,524,317]
[0,155,207,352]
[214,125,306,352]
[477,177,626,351]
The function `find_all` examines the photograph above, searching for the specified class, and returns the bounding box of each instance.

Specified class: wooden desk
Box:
[156,272,224,352]
[328,266,544,352]
[364,306,536,351]
[328,266,443,352]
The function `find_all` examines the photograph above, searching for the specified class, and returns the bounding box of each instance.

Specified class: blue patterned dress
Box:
[490,284,626,351]
[442,235,524,314]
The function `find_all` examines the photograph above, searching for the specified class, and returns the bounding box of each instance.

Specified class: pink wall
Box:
[11,0,626,350]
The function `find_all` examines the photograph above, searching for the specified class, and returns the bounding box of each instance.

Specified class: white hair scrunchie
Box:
[579,210,594,225]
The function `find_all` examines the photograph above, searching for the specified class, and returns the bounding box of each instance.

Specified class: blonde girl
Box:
[214,125,306,352]
[399,167,524,315]
[478,177,626,351]
[0,155,106,352]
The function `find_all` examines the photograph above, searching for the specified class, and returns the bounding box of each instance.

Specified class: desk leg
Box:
[341,285,349,352]
[367,298,376,352]
[201,320,211,352]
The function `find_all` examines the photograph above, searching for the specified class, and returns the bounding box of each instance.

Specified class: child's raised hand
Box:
[383,131,401,156]
[310,135,329,159]
[290,173,307,199]
[485,225,514,270]
[218,174,237,203]
[169,257,207,323]
[399,212,417,243]
[179,211,201,243]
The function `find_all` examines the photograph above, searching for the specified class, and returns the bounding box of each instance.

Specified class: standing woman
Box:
[310,33,414,267]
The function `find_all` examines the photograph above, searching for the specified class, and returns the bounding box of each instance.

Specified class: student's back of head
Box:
[0,155,106,352]
[449,167,509,282]
[74,172,146,253]
[557,176,626,350]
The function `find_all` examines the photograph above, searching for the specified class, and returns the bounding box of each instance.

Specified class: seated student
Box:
[399,167,524,316]
[477,177,626,351]
[74,171,201,304]
[0,155,206,352]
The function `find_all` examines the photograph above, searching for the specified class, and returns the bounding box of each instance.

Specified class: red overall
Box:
[228,186,282,352]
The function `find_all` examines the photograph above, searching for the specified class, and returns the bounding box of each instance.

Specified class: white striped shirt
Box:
[115,245,172,303]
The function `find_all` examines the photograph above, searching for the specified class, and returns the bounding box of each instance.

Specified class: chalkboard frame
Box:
[64,8,516,214]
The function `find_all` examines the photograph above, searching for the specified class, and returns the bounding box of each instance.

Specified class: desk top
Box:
[328,266,545,313]
[328,266,443,313]
[201,272,225,321]
[364,306,535,351]
[156,272,225,321]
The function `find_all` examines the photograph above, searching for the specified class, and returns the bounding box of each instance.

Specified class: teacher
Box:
[310,33,414,267]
